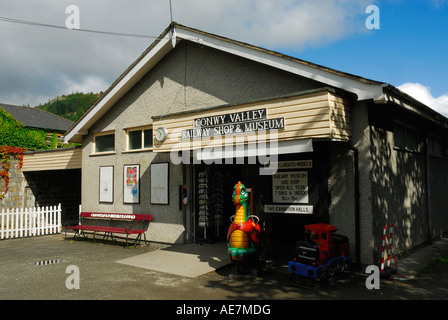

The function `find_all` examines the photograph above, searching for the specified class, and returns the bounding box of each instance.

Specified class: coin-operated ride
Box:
[227,181,262,273]
[288,223,351,281]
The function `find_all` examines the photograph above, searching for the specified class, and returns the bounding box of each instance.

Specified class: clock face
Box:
[156,127,167,142]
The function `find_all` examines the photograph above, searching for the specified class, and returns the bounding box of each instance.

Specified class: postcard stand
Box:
[197,169,212,244]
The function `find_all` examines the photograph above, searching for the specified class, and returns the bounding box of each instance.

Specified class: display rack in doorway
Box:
[197,168,224,245]
[197,168,211,244]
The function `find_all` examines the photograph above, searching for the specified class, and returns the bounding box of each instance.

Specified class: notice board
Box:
[272,171,308,203]
[151,163,169,204]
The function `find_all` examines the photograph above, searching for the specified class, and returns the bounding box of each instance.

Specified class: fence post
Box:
[49,205,53,234]
[9,208,13,239]
[45,206,49,235]
[53,205,57,234]
[48,205,51,234]
[12,207,15,239]
[50,205,55,234]
[13,208,16,239]
[1,209,4,240]
[42,206,45,235]
[14,208,17,238]
[19,207,23,238]
[35,207,39,236]
[38,207,42,236]
[31,207,36,236]
[24,207,28,237]
[41,206,45,236]
[7,208,11,239]
[6,208,10,239]
[58,203,62,233]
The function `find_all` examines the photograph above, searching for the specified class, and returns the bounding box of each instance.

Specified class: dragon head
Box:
[232,181,248,205]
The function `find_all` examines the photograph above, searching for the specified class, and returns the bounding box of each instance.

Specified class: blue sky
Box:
[295,1,448,97]
[0,0,447,115]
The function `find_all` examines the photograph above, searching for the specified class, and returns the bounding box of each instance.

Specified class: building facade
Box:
[65,23,448,266]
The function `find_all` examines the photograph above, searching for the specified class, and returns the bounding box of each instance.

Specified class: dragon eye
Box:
[241,189,246,195]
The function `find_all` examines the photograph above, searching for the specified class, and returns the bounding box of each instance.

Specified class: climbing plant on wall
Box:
[0,108,48,150]
[0,146,25,199]
[0,108,52,199]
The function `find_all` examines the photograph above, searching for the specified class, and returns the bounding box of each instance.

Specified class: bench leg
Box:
[125,234,133,248]
[102,232,114,242]
[141,233,149,246]
[65,229,78,241]
[124,233,144,248]
[66,229,86,241]
[74,229,82,240]
[134,234,142,248]
[134,233,149,247]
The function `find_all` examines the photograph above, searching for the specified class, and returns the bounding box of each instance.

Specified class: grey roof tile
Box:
[0,103,73,131]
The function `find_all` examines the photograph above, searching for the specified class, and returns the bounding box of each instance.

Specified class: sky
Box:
[0,0,447,116]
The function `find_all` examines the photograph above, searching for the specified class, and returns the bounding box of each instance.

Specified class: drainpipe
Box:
[340,143,361,272]
[354,148,361,272]
[352,146,361,272]
[425,138,433,244]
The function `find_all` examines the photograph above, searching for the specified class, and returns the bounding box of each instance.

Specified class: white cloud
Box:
[59,75,109,96]
[173,0,371,50]
[0,0,373,107]
[397,83,448,117]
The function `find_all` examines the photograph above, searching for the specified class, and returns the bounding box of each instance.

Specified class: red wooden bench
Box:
[66,212,152,248]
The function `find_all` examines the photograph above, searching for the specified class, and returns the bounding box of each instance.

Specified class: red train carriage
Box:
[288,223,351,280]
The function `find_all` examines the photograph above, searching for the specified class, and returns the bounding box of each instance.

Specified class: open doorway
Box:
[194,163,264,244]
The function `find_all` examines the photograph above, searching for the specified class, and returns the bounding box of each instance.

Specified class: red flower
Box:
[0,145,25,197]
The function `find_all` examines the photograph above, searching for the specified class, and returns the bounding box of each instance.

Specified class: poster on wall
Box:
[151,163,169,205]
[272,171,308,203]
[99,166,114,203]
[123,165,140,204]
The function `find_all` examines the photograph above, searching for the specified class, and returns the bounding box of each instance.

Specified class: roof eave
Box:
[376,84,448,127]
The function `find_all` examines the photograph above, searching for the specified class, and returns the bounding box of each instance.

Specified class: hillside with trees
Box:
[35,92,101,122]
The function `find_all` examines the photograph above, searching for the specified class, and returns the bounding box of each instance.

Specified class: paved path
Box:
[0,234,447,302]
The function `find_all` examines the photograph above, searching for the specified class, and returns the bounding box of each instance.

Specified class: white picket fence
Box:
[0,204,61,240]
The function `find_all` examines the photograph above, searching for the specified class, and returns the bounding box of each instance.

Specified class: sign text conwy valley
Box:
[182,108,285,139]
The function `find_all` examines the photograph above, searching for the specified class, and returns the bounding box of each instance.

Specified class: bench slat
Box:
[80,212,152,221]
[67,225,144,234]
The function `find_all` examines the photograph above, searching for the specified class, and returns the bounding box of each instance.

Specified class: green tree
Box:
[36,92,101,122]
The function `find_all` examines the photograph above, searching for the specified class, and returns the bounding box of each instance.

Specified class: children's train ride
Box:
[288,223,351,280]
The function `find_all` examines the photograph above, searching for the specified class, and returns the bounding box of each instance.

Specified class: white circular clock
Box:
[155,127,168,142]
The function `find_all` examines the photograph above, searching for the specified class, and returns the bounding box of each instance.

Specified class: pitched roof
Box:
[0,103,74,132]
[64,22,445,142]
